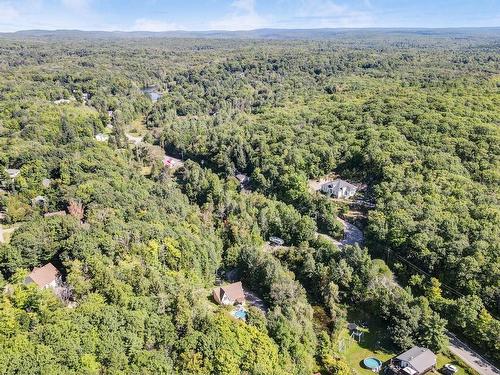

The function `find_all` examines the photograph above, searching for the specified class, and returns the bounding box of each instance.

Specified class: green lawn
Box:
[343,309,477,375]
[1,224,20,244]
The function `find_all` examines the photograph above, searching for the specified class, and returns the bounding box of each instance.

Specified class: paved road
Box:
[447,332,500,375]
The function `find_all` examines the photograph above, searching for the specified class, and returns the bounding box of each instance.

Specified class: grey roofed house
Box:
[395,347,436,375]
[6,168,20,179]
[235,173,250,185]
[321,179,357,199]
[32,195,47,206]
[42,178,52,188]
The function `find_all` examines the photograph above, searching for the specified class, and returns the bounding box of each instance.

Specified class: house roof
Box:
[214,281,245,304]
[42,178,52,188]
[269,236,284,245]
[6,168,20,178]
[27,263,60,287]
[323,179,357,191]
[396,347,436,373]
[235,174,248,182]
[44,211,67,218]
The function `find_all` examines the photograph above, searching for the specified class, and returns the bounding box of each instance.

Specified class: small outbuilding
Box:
[44,211,67,218]
[95,133,109,142]
[213,281,245,306]
[321,179,357,199]
[269,236,285,246]
[42,178,52,188]
[24,263,61,289]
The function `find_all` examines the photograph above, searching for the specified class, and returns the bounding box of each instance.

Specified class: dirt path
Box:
[447,332,500,375]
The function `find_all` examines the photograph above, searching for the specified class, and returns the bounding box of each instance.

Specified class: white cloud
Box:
[292,0,373,28]
[210,0,269,30]
[61,0,91,11]
[232,0,256,13]
[132,18,181,32]
[298,0,347,17]
[0,2,20,21]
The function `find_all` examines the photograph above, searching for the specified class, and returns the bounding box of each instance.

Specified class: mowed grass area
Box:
[1,224,20,244]
[128,116,148,136]
[343,309,477,375]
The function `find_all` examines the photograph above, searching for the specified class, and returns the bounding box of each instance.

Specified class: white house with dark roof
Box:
[321,179,357,199]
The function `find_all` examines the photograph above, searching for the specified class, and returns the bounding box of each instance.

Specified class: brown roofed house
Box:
[25,263,61,289]
[213,281,245,306]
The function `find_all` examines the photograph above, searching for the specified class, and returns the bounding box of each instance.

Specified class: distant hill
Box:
[2,27,500,40]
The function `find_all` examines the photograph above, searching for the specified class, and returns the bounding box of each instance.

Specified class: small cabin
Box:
[269,236,285,246]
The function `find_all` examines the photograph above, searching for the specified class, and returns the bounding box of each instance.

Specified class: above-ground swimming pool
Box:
[363,357,382,370]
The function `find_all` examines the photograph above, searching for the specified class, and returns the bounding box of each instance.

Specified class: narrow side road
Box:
[447,332,500,375]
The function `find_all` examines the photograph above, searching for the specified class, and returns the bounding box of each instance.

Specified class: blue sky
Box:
[0,0,498,32]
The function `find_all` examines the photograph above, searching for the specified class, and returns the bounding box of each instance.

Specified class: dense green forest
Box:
[0,31,499,374]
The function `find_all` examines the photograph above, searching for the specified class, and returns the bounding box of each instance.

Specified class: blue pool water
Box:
[363,357,382,369]
[233,309,247,320]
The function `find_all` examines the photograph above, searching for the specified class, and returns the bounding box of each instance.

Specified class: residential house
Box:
[32,195,47,207]
[6,168,20,179]
[163,156,183,169]
[387,347,437,375]
[213,281,245,306]
[24,263,61,289]
[321,179,357,199]
[235,173,250,187]
[95,133,109,142]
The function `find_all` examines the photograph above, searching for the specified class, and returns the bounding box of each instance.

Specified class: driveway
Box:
[338,217,364,246]
[315,217,364,249]
[447,332,500,375]
[244,289,267,313]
